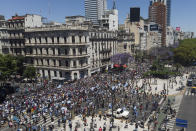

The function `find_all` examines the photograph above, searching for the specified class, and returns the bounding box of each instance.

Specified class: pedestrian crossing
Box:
[165,103,180,131]
[184,89,196,96]
[20,113,65,130]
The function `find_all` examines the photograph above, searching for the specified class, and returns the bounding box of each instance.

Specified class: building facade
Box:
[117,31,135,54]
[25,25,118,80]
[149,2,167,46]
[166,26,174,47]
[7,14,42,56]
[0,15,9,54]
[99,9,118,31]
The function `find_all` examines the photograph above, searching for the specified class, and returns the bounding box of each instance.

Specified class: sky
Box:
[0,0,196,35]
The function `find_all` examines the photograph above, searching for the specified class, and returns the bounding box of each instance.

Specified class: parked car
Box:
[114,108,130,119]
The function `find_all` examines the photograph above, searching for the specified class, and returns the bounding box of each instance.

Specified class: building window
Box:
[53,49,55,55]
[79,48,82,55]
[45,37,48,43]
[46,48,49,55]
[57,37,59,43]
[39,37,41,43]
[85,36,87,42]
[72,36,75,43]
[41,59,43,65]
[40,48,42,55]
[59,60,61,66]
[35,37,37,43]
[58,48,61,55]
[79,60,83,66]
[124,44,127,49]
[54,71,57,77]
[73,61,76,67]
[53,60,56,66]
[79,36,82,43]
[29,38,31,43]
[65,61,69,67]
[73,48,76,55]
[64,37,67,43]
[47,59,49,66]
[65,49,68,55]
[59,72,62,77]
[52,37,54,43]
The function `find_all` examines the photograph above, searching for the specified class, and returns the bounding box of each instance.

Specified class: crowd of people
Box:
[0,63,164,131]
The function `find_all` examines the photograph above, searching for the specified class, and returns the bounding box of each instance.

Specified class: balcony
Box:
[25,54,90,59]
[34,65,90,71]
[25,42,90,47]
[100,49,111,53]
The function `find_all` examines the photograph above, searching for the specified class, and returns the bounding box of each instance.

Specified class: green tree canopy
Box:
[173,39,196,66]
[0,54,17,80]
[23,66,36,80]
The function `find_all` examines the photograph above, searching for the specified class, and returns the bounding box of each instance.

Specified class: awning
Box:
[114,64,120,68]
[122,64,128,68]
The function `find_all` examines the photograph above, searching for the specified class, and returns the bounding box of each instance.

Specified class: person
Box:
[99,126,102,131]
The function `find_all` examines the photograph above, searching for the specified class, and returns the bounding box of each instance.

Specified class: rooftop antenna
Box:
[112,0,116,9]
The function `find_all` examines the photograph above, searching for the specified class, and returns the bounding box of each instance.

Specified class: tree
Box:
[15,55,25,76]
[173,39,196,66]
[0,54,17,80]
[23,66,36,80]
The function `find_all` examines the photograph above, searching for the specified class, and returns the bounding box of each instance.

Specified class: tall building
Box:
[166,0,171,26]
[150,0,171,26]
[85,0,107,25]
[149,2,167,46]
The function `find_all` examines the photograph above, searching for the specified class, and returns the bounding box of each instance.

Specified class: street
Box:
[173,87,196,131]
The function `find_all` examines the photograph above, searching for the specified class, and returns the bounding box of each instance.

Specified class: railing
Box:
[34,65,90,71]
[25,54,90,58]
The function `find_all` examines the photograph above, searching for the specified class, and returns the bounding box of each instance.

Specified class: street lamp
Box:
[111,86,116,128]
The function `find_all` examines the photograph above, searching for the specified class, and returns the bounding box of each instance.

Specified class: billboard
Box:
[176,27,181,31]
[150,24,159,31]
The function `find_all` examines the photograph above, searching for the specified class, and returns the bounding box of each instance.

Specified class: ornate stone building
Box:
[25,25,118,80]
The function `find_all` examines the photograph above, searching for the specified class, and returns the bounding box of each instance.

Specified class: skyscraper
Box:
[150,0,171,26]
[149,2,167,46]
[166,0,171,26]
[85,0,107,25]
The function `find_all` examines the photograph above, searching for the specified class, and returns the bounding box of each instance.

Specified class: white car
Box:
[115,108,130,119]
[115,108,124,118]
[121,110,129,119]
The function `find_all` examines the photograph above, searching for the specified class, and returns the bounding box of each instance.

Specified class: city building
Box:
[99,9,118,31]
[145,23,162,50]
[7,14,42,55]
[0,15,9,54]
[117,29,135,54]
[66,16,86,26]
[166,26,174,47]
[150,0,171,26]
[85,0,107,26]
[124,15,145,46]
[149,1,167,46]
[25,24,118,80]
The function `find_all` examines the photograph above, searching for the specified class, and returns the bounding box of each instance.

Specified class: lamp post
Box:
[111,86,116,128]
